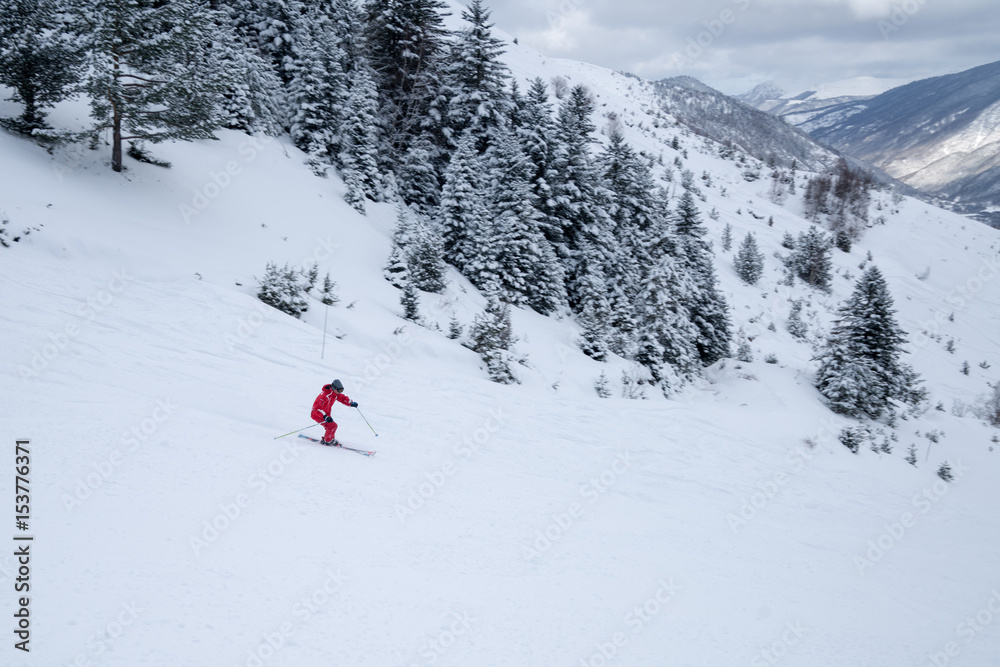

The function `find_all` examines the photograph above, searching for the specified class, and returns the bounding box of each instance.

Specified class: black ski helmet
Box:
[331,379,345,392]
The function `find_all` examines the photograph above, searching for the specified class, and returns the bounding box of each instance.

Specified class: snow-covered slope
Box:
[2,18,1000,667]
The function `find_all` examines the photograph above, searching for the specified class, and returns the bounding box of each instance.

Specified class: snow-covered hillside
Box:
[2,13,1000,667]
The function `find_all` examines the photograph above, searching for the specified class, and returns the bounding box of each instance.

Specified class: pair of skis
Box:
[297,434,376,457]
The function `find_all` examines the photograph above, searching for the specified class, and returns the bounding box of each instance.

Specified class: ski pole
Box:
[355,406,379,437]
[273,422,319,440]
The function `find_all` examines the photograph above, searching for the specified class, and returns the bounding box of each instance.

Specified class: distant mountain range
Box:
[654,76,910,190]
[738,62,1000,226]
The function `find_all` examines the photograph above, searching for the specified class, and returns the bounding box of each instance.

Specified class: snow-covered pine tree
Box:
[320,272,339,306]
[325,0,367,72]
[673,190,731,366]
[0,0,83,133]
[516,78,558,242]
[734,232,764,285]
[443,0,511,153]
[211,15,283,135]
[405,210,447,293]
[383,204,413,288]
[438,130,487,270]
[574,244,612,361]
[77,0,229,172]
[396,132,441,214]
[400,276,420,320]
[790,225,833,291]
[721,222,733,251]
[600,130,659,289]
[363,0,451,165]
[338,63,386,207]
[384,203,445,292]
[814,265,924,418]
[634,253,701,394]
[548,85,615,310]
[507,78,524,129]
[223,0,303,85]
[257,261,309,318]
[469,294,517,384]
[600,130,673,355]
[287,7,348,173]
[786,299,807,338]
[486,131,565,314]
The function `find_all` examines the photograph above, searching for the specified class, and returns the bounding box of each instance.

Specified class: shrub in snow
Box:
[906,444,917,466]
[721,223,733,252]
[320,273,339,306]
[838,426,864,454]
[788,226,832,292]
[469,296,517,384]
[448,315,463,340]
[786,300,808,339]
[401,279,420,321]
[835,230,852,253]
[256,262,309,319]
[620,367,648,400]
[595,372,612,398]
[937,462,953,482]
[973,382,1000,426]
[736,336,753,363]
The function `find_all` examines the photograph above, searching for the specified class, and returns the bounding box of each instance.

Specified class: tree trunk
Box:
[112,108,122,172]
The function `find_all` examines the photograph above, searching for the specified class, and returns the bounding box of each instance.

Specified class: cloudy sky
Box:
[481,0,1000,95]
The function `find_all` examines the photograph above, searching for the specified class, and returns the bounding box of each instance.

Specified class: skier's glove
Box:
[350,402,358,408]
[324,415,333,423]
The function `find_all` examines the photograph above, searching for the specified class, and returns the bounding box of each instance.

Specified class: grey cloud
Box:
[479,0,1000,94]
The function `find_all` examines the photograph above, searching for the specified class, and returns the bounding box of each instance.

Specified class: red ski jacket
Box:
[311,385,352,421]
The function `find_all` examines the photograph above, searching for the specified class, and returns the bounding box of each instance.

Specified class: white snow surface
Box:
[2,27,1000,667]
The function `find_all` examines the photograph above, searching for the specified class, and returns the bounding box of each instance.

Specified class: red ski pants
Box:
[311,409,339,442]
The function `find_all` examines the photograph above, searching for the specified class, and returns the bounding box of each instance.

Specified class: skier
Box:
[311,379,358,445]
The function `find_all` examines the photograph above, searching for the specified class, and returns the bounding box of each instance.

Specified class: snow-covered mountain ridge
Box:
[741,62,1000,227]
[1,7,1000,667]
